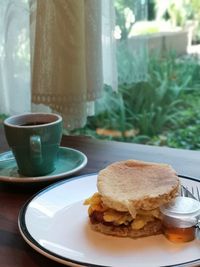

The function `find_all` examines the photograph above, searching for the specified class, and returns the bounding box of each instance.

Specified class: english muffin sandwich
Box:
[84,160,180,238]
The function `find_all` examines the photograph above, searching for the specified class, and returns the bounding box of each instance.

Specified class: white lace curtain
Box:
[0,0,117,130]
[0,0,31,115]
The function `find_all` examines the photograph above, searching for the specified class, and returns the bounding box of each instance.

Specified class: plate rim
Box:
[18,174,200,267]
[0,147,87,183]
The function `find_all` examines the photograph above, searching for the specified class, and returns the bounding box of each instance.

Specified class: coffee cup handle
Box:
[30,135,42,161]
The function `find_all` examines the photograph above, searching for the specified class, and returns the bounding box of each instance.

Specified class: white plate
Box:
[18,174,200,267]
[0,147,87,183]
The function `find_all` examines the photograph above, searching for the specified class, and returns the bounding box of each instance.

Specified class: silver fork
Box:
[192,186,200,237]
[181,185,200,237]
[180,185,198,200]
[195,186,200,201]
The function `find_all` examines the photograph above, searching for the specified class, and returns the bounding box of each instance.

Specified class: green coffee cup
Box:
[4,113,62,177]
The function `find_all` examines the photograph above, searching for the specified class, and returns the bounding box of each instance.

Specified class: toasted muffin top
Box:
[97,160,180,218]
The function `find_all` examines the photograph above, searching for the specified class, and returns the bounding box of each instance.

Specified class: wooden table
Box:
[0,125,200,267]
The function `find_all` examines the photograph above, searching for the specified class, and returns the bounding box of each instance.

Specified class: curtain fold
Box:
[31,0,89,129]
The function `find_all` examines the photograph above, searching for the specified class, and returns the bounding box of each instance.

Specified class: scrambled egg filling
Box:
[84,193,162,230]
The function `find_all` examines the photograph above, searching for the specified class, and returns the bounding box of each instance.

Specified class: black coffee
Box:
[20,122,49,126]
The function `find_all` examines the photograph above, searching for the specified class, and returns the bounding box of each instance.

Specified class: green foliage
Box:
[164,85,200,150]
[118,52,198,136]
[189,0,200,43]
[0,114,7,120]
[87,85,133,133]
[0,114,8,126]
[166,126,200,150]
[71,52,200,150]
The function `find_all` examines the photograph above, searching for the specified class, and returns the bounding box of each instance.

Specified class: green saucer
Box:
[0,147,87,183]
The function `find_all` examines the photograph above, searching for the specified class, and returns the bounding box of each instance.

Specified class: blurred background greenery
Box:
[69,0,200,150]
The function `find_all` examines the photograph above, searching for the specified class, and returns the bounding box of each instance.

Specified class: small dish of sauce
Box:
[160,196,200,243]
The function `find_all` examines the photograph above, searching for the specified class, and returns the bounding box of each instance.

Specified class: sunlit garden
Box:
[70,0,200,150]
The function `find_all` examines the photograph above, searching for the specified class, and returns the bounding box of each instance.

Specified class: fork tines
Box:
[196,186,200,201]
[180,185,198,200]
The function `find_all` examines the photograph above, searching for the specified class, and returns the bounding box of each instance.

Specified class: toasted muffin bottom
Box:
[90,219,162,238]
